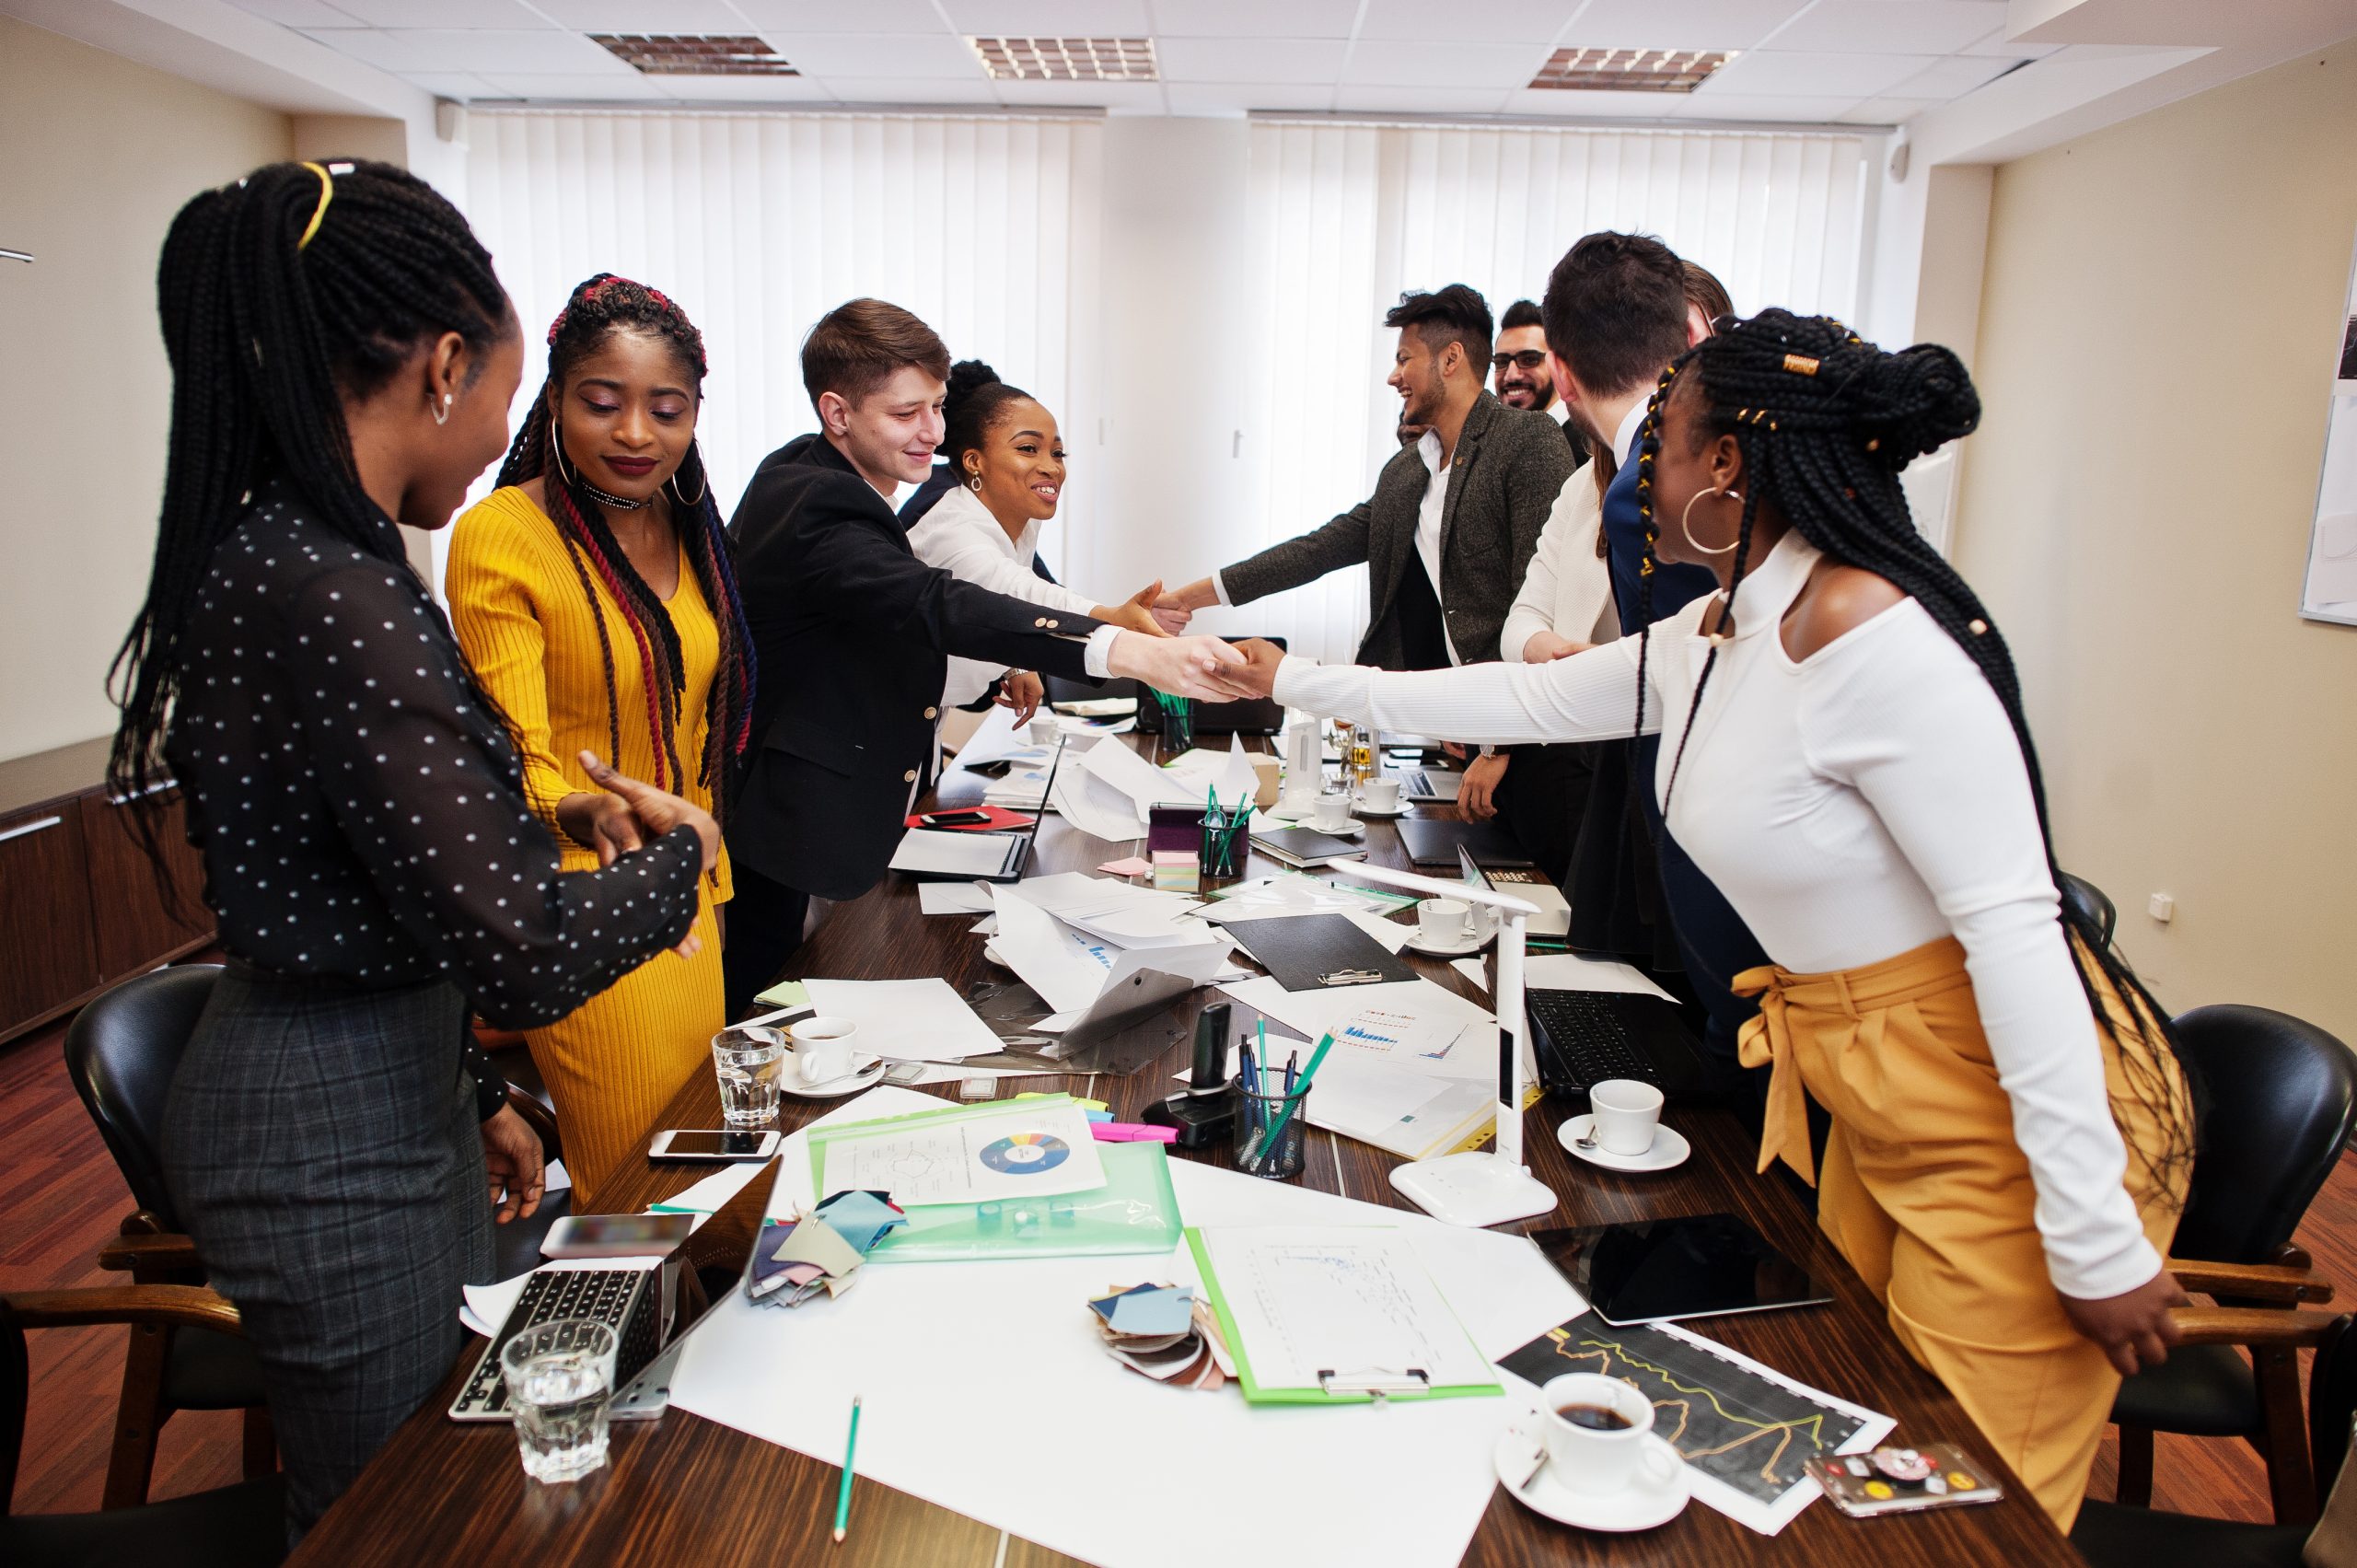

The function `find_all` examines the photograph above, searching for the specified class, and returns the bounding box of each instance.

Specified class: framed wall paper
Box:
[2299,221,2357,625]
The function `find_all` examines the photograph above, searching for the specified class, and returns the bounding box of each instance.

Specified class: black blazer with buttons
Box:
[726,433,1105,901]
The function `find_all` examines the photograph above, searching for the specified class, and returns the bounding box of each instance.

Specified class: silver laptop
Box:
[1457,845,1570,937]
[1398,763,1461,804]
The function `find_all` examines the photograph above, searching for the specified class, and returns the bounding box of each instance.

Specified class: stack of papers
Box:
[990,882,1234,1024]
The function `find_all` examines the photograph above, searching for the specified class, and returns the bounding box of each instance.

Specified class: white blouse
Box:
[1273,529,2160,1302]
[1500,468,1619,659]
[906,483,1097,706]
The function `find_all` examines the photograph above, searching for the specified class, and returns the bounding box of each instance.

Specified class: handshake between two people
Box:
[1105,633,1286,705]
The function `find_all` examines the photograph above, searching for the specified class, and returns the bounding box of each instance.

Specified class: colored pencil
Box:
[1238,1032,1333,1168]
[832,1395,861,1544]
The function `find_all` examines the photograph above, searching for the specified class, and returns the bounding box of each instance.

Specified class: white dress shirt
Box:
[1272,529,2161,1303]
[907,482,1101,706]
[1500,470,1618,660]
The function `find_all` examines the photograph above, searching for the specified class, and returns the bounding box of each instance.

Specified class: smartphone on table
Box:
[647,1128,782,1163]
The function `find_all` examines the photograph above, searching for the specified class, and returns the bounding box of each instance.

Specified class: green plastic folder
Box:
[1184,1226,1503,1406]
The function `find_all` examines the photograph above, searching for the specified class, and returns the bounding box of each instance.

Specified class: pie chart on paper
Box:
[978,1132,1072,1175]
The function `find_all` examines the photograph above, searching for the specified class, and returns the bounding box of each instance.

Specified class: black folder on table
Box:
[1395,817,1536,869]
[1207,913,1415,992]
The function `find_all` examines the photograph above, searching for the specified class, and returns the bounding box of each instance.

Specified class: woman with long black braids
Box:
[113,161,713,1538]
[1227,310,2193,1529]
[447,273,753,1202]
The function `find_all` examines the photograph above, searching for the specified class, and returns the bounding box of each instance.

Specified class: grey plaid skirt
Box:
[162,962,493,1539]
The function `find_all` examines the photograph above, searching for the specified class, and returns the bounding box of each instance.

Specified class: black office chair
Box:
[2060,872,2119,950]
[2111,1005,2357,1524]
[1,1287,285,1568]
[2077,1312,2353,1568]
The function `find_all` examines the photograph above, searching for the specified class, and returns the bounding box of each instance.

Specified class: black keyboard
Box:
[1526,990,1662,1090]
[448,1263,664,1421]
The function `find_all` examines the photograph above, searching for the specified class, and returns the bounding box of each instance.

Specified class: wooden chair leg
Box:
[101,1320,171,1509]
[2116,1423,2155,1505]
[240,1404,277,1479]
[2253,1343,2319,1526]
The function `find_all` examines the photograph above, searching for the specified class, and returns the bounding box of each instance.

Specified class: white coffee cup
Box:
[1309,793,1354,832]
[1589,1077,1665,1156]
[1359,775,1401,812]
[788,1016,863,1084]
[1024,715,1060,747]
[1417,897,1471,946]
[1533,1373,1678,1495]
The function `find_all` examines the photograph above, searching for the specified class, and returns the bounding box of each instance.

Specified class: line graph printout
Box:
[1499,1312,1892,1534]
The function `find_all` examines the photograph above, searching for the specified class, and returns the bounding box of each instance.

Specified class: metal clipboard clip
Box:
[1318,967,1387,987]
[1317,1367,1431,1404]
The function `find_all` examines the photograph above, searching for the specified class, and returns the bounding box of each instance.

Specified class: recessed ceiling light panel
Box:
[1529,48,1734,93]
[969,37,1158,83]
[592,34,799,75]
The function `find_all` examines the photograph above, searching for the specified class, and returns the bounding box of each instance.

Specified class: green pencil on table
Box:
[833,1394,861,1545]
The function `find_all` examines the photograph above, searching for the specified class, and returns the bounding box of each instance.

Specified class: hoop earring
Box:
[968,472,983,493]
[550,417,652,511]
[667,445,708,507]
[430,391,452,427]
[1678,487,1743,556]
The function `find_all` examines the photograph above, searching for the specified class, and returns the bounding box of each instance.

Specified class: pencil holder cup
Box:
[1157,694,1196,753]
[1234,1084,1310,1180]
[1197,813,1248,880]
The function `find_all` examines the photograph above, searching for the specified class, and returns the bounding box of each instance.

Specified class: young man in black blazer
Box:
[724,298,1246,1016]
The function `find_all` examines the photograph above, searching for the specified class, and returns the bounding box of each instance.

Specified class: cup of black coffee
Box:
[1534,1373,1659,1493]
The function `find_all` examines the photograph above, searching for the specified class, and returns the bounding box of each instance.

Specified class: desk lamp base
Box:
[1388,1150,1558,1229]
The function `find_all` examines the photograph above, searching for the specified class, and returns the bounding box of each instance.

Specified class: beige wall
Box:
[1956,39,2357,1040]
[0,17,290,763]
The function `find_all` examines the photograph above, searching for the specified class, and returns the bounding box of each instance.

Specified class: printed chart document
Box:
[1187,1225,1500,1403]
[815,1097,1106,1205]
[1219,976,1494,1082]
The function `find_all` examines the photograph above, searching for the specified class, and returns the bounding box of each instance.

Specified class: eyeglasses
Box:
[1490,350,1547,372]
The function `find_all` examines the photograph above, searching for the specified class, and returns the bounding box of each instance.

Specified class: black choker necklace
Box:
[576,477,653,510]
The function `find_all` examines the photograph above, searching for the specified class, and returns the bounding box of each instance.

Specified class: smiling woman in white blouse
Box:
[1225,310,2194,1533]
[906,360,1178,722]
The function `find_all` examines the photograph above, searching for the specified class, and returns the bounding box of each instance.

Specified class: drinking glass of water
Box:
[500,1318,618,1484]
[711,1025,785,1128]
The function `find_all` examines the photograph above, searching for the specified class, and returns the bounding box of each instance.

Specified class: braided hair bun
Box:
[941,358,1034,482]
[1848,338,1978,466]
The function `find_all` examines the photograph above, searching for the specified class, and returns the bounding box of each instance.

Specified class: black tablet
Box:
[1527,1213,1832,1326]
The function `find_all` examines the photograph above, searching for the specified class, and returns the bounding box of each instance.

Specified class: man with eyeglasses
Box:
[1492,297,1590,469]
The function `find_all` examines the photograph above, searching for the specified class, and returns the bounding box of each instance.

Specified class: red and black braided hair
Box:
[495,273,755,819]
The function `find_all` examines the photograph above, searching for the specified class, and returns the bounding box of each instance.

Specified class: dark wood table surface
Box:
[288,731,2080,1568]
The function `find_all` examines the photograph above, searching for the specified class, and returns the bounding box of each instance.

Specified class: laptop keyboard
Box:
[1526,991,1661,1091]
[451,1265,654,1419]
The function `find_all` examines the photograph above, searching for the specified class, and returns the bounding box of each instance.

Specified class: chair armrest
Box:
[505,1086,563,1165]
[98,1233,204,1273]
[5,1284,242,1337]
[2165,1257,2335,1305]
[2168,1306,2346,1349]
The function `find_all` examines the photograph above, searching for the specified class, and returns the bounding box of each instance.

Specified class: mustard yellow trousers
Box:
[1735,935,2189,1531]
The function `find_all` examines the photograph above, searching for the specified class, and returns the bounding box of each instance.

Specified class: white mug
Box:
[1309,794,1354,832]
[1533,1373,1678,1495]
[1417,897,1471,945]
[1359,775,1401,812]
[788,1016,862,1084]
[1024,715,1060,747]
[1589,1077,1665,1156]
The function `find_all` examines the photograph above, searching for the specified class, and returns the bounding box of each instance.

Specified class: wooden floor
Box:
[2,979,2349,1529]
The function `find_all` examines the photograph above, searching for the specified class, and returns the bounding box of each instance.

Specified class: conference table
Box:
[287,730,2084,1568]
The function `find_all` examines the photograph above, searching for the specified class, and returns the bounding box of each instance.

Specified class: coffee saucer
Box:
[1557,1115,1691,1173]
[784,1058,888,1099]
[1405,926,1492,958]
[1494,1425,1689,1532]
[1351,800,1411,819]
[1304,820,1364,838]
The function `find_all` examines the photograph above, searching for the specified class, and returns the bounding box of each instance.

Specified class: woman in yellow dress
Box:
[447,273,754,1204]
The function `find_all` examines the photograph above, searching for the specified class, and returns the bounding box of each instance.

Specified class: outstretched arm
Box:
[1233,636,1655,748]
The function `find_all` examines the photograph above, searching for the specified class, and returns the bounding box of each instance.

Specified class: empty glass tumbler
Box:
[500,1318,619,1483]
[711,1025,786,1128]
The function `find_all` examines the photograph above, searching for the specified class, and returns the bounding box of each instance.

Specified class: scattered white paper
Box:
[801,978,1004,1063]
[1078,733,1203,812]
[1217,976,1496,1082]
[888,828,1017,878]
[993,887,1235,1017]
[815,1098,1107,1204]
[1525,953,1678,1002]
[1450,958,1488,992]
[947,703,1045,772]
[646,1157,770,1216]
[1051,752,1149,842]
[918,881,997,916]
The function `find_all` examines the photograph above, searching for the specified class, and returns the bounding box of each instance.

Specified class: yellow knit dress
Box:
[446,485,733,1207]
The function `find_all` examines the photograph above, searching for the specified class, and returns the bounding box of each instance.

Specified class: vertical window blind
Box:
[449,109,1103,589]
[1242,121,1870,662]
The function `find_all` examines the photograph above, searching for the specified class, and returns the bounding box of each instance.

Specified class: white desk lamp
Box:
[1328,860,1560,1228]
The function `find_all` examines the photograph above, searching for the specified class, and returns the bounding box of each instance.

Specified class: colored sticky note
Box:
[753,979,810,1010]
[1089,1283,1194,1337]
[1098,856,1155,877]
[813,1190,908,1255]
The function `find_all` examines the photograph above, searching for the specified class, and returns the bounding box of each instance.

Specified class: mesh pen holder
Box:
[1198,812,1248,880]
[1155,693,1196,753]
[1234,1083,1311,1180]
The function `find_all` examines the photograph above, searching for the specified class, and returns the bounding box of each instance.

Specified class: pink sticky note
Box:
[1092,1122,1179,1144]
[1097,856,1154,877]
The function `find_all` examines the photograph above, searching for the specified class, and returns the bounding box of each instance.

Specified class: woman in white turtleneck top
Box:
[906,361,1177,719]
[1237,312,2192,1533]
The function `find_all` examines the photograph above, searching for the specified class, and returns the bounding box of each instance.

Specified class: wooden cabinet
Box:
[0,738,214,1046]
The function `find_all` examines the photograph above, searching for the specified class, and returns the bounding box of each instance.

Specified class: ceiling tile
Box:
[1332,84,1515,112]
[939,0,1155,31]
[1149,0,1363,39]
[729,0,947,29]
[769,32,984,78]
[225,0,364,25]
[988,79,1167,109]
[470,70,671,100]
[637,74,844,101]
[1670,90,1865,121]
[320,0,556,25]
[1702,48,1939,96]
[298,27,631,73]
[1497,85,1698,117]
[1163,81,1336,111]
[1765,1,2009,56]
[1840,95,1941,123]
[1155,37,1348,82]
[1883,52,2020,96]
[1957,27,2060,58]
[398,70,502,99]
[527,0,752,29]
[1561,0,1809,51]
[1341,40,1550,87]
[1355,0,1577,42]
